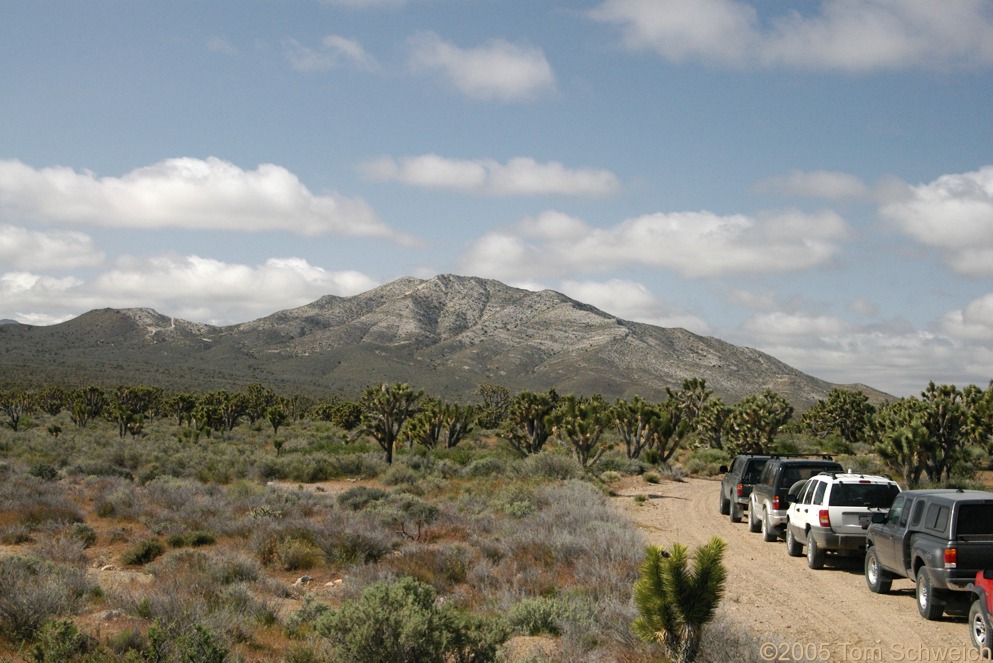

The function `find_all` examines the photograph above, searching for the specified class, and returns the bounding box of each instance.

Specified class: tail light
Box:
[818,510,831,527]
[944,547,957,569]
[736,483,744,497]
[773,496,781,510]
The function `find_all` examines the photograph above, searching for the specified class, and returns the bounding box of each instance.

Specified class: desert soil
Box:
[611,476,978,663]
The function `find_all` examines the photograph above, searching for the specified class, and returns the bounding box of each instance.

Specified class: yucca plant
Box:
[632,537,727,663]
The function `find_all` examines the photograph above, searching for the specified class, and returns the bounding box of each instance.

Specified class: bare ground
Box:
[611,476,977,663]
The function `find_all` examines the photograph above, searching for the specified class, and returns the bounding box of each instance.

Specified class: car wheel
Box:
[806,536,825,569]
[785,525,802,557]
[864,547,892,593]
[748,504,761,533]
[761,511,776,542]
[719,491,730,516]
[916,568,945,620]
[729,501,742,523]
[970,600,993,657]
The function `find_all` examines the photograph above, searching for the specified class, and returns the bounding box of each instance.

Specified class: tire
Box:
[748,504,762,533]
[785,525,803,557]
[970,600,993,657]
[719,491,730,516]
[807,536,825,569]
[761,511,777,542]
[916,568,945,620]
[865,547,892,593]
[729,501,742,523]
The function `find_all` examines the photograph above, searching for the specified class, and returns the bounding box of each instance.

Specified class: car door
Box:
[787,479,813,536]
[872,494,910,572]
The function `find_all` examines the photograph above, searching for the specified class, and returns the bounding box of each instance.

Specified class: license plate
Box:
[859,515,871,528]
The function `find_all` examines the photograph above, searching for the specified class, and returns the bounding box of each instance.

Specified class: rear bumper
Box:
[807,527,867,552]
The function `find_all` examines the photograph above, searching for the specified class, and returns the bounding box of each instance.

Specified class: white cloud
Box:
[206,36,239,56]
[0,225,104,270]
[360,154,619,197]
[0,255,380,326]
[756,170,870,200]
[735,311,992,396]
[940,293,993,341]
[407,32,556,101]
[0,157,407,241]
[559,278,709,332]
[283,35,379,71]
[459,208,850,281]
[880,166,993,277]
[589,0,993,71]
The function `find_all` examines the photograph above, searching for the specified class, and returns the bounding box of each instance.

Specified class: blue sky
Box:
[2,0,992,397]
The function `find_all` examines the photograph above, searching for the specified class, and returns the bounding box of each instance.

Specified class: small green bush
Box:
[316,576,504,663]
[337,486,389,511]
[121,538,166,566]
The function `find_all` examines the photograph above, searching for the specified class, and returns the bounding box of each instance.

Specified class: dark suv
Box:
[748,455,843,542]
[719,454,770,523]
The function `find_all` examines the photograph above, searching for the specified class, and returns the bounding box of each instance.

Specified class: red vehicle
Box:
[969,570,993,657]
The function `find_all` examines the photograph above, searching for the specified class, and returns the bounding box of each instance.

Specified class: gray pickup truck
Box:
[864,488,993,620]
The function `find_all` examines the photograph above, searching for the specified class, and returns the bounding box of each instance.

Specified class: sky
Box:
[1,0,992,398]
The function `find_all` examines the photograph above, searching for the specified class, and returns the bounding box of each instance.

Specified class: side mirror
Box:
[719,465,729,474]
[871,512,887,524]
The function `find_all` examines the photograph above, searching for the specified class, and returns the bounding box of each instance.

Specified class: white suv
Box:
[785,472,901,569]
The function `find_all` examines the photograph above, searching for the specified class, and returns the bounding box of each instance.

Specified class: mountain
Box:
[0,274,885,407]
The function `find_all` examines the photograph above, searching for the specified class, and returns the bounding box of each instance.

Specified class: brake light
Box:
[818,510,831,527]
[773,496,781,510]
[945,547,957,569]
[736,483,744,497]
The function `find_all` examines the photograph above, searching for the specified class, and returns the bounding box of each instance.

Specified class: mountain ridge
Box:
[0,274,888,407]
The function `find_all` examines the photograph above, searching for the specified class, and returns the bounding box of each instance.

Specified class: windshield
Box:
[829,483,900,508]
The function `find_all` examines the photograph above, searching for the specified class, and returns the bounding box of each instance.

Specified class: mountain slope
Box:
[0,274,881,407]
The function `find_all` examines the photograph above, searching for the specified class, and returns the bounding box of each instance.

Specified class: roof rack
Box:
[769,453,834,460]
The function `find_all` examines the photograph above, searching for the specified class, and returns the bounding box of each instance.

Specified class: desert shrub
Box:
[642,471,661,484]
[285,594,334,637]
[0,523,32,544]
[503,500,535,519]
[121,538,165,566]
[67,522,97,548]
[0,474,83,530]
[312,512,398,565]
[29,463,59,481]
[371,494,439,542]
[462,456,507,478]
[147,619,228,663]
[274,537,322,571]
[0,555,94,640]
[381,543,474,594]
[381,464,420,486]
[514,453,581,481]
[28,618,97,662]
[316,576,504,663]
[33,532,89,567]
[337,486,390,511]
[503,595,594,636]
[598,470,622,484]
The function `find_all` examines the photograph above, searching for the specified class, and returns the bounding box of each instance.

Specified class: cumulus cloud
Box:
[880,166,993,277]
[0,255,380,326]
[0,225,104,270]
[558,278,709,332]
[283,35,380,71]
[0,157,408,241]
[756,170,870,201]
[940,293,993,341]
[458,208,850,281]
[359,154,619,197]
[407,32,556,101]
[734,310,992,396]
[589,0,993,71]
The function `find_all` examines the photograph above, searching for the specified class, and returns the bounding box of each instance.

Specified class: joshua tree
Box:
[633,537,728,663]
[357,382,423,464]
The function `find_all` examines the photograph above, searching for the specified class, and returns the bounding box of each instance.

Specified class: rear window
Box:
[955,504,993,538]
[779,465,842,489]
[829,483,900,508]
[742,460,768,483]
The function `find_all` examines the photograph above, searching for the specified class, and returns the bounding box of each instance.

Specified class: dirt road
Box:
[612,477,979,663]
